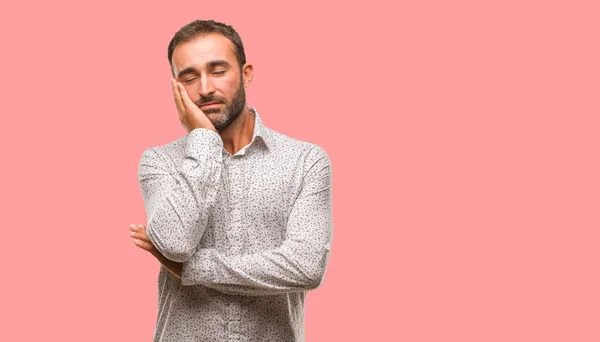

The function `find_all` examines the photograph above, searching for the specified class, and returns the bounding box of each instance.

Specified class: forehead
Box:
[171,33,238,73]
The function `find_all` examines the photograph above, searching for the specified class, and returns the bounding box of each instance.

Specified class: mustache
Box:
[194,95,226,107]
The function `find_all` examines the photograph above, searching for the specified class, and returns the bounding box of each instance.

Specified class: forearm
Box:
[139,128,223,262]
[143,153,221,262]
[181,244,331,296]
[154,251,183,279]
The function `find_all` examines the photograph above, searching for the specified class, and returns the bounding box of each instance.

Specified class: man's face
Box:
[171,33,249,131]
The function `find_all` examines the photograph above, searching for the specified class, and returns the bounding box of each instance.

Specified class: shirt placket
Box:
[224,153,245,341]
[226,154,245,255]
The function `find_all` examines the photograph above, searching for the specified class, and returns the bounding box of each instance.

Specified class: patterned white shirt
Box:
[137,107,333,341]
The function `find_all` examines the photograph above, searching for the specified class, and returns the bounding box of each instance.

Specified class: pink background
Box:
[1,0,599,341]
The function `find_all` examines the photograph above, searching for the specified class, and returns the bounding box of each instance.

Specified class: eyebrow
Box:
[177,67,197,78]
[177,60,232,78]
[207,60,231,69]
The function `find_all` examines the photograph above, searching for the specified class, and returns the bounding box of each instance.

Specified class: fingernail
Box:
[133,239,140,244]
[130,224,135,228]
[138,224,143,228]
[130,231,135,236]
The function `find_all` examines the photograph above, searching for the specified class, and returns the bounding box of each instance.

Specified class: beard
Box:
[194,80,246,132]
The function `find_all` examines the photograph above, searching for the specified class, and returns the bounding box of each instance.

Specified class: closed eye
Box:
[182,77,197,83]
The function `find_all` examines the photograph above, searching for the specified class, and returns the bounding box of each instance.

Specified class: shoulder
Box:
[266,127,331,175]
[266,127,330,159]
[138,135,188,170]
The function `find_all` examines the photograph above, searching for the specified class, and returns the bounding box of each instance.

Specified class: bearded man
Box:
[129,19,333,342]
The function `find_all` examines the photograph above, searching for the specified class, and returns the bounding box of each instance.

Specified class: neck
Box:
[219,106,255,155]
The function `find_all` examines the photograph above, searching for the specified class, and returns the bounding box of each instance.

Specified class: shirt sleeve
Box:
[180,146,333,296]
[137,128,223,263]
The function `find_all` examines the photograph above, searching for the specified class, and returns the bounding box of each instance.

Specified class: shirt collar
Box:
[230,107,270,156]
[248,106,270,149]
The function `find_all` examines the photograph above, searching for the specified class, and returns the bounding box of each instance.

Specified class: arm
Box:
[130,224,184,279]
[137,128,223,262]
[181,146,333,296]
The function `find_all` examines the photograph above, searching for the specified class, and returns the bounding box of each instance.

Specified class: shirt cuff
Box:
[185,128,223,162]
[181,248,216,286]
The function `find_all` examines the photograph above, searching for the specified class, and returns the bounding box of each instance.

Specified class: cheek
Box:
[218,77,241,98]
[183,84,200,102]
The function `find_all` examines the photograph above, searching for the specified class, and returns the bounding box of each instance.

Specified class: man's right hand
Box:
[171,78,218,134]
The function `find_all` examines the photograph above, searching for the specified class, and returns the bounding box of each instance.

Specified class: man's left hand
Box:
[129,224,183,279]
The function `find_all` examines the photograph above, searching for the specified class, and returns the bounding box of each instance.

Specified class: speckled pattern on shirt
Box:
[137,107,333,342]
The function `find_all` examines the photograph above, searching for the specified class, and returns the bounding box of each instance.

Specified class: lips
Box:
[199,102,222,108]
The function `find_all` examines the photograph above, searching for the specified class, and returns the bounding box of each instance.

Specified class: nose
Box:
[198,74,216,97]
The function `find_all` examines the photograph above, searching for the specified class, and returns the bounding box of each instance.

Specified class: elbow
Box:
[304,276,324,291]
[304,265,327,290]
[302,247,331,291]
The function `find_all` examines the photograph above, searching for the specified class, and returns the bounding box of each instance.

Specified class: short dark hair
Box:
[168,20,246,75]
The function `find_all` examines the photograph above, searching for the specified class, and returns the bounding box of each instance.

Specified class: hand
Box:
[129,224,160,257]
[171,78,217,134]
[129,224,183,279]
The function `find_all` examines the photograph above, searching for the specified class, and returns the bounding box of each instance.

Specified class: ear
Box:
[242,63,254,88]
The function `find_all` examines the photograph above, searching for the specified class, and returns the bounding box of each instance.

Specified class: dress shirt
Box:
[137,107,333,342]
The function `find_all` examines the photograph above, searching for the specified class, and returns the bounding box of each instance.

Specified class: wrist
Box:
[154,252,183,279]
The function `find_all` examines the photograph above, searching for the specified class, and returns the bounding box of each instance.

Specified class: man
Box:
[128,20,333,342]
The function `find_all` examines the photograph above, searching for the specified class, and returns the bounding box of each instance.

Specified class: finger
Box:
[133,238,154,252]
[129,223,145,232]
[170,78,178,102]
[177,82,200,112]
[130,229,151,243]
[171,78,181,103]
[171,79,185,117]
